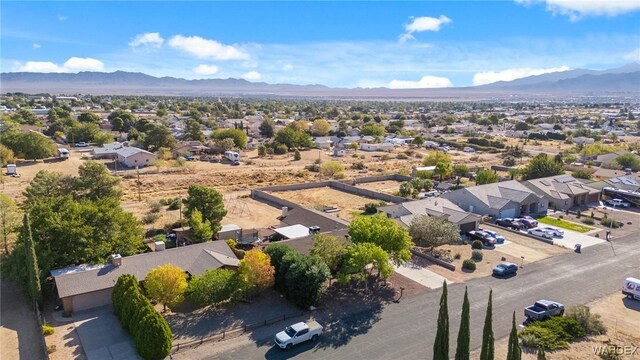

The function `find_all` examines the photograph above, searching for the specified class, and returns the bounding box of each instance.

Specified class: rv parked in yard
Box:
[622,278,640,300]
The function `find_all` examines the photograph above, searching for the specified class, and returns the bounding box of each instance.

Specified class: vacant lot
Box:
[356,180,403,195]
[268,187,385,220]
[478,292,640,360]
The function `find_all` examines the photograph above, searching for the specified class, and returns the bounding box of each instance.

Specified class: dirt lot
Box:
[355,180,403,195]
[268,187,384,220]
[425,227,567,282]
[474,292,640,359]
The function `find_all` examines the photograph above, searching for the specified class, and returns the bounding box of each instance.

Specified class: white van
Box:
[224,150,240,162]
[622,277,640,300]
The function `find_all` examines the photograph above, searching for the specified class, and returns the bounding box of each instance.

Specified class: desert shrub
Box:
[566,305,606,335]
[503,156,517,167]
[542,316,585,340]
[142,213,159,224]
[471,240,483,249]
[454,252,461,260]
[293,149,301,161]
[167,198,181,210]
[471,250,483,261]
[274,144,288,154]
[600,217,622,228]
[351,161,366,170]
[319,160,345,178]
[149,201,162,213]
[519,332,538,348]
[598,346,622,360]
[396,153,408,160]
[364,201,386,215]
[519,326,568,350]
[381,154,391,160]
[43,324,55,336]
[581,217,595,225]
[462,259,476,271]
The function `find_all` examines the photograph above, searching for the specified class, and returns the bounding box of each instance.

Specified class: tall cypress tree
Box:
[480,289,494,360]
[455,287,470,360]
[506,311,521,360]
[23,214,42,309]
[433,281,449,360]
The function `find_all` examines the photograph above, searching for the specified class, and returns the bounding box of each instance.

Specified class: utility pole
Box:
[136,163,141,202]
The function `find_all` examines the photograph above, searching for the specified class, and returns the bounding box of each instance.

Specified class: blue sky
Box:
[2,1,639,88]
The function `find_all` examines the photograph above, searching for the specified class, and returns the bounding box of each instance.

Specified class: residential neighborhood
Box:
[2,2,640,360]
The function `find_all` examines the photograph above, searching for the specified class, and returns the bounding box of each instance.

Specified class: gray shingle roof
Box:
[462,180,543,210]
[379,198,480,227]
[52,241,239,298]
[279,207,349,231]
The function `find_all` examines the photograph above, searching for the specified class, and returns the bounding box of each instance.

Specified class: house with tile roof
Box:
[51,240,239,315]
[441,180,548,219]
[523,175,600,210]
[377,197,481,233]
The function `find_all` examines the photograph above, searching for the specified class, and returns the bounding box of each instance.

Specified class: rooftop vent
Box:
[110,254,122,267]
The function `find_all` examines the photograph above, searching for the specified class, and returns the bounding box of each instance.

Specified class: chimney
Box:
[282,206,288,217]
[110,254,122,267]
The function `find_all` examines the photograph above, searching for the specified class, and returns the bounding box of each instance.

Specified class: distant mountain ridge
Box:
[2,64,639,98]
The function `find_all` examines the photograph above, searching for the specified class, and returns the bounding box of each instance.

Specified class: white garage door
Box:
[499,208,516,219]
[72,288,113,312]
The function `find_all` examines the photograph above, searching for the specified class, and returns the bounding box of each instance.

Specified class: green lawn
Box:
[538,216,593,233]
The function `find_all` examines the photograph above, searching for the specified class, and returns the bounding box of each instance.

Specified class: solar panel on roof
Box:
[610,178,621,183]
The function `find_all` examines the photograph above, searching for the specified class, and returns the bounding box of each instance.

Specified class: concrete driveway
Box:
[72,306,139,360]
[393,261,452,289]
[539,225,606,249]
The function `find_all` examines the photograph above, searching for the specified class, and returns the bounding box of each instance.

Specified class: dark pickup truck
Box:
[524,300,564,321]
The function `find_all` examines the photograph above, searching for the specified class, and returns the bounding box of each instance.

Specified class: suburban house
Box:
[172,141,208,157]
[51,241,239,315]
[313,137,333,149]
[593,151,629,167]
[360,143,394,152]
[586,175,640,193]
[92,142,124,159]
[523,175,600,210]
[278,207,349,232]
[378,197,481,233]
[441,180,548,219]
[116,147,157,168]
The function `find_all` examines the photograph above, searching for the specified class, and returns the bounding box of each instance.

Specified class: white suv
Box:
[528,227,554,239]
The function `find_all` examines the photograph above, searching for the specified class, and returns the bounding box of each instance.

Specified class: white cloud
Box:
[193,64,219,75]
[63,57,104,71]
[14,61,64,72]
[472,65,570,85]
[129,32,164,48]
[623,48,640,62]
[388,75,453,89]
[400,15,451,42]
[516,0,640,19]
[57,15,68,21]
[32,43,41,49]
[242,71,261,81]
[14,57,104,73]
[168,35,249,60]
[282,63,294,71]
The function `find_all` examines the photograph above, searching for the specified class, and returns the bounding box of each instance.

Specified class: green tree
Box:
[453,164,470,177]
[433,281,449,360]
[521,154,564,180]
[144,264,187,311]
[188,209,213,243]
[284,254,330,308]
[186,269,241,307]
[571,169,593,180]
[67,121,111,146]
[238,249,275,295]
[0,194,21,254]
[143,123,176,151]
[77,112,101,123]
[12,109,39,125]
[480,289,495,360]
[412,136,425,146]
[294,149,301,161]
[3,132,57,160]
[475,169,499,185]
[310,234,349,274]
[615,153,640,171]
[311,119,331,136]
[274,127,313,149]
[213,128,248,149]
[359,123,385,136]
[183,119,205,142]
[259,119,275,138]
[76,161,123,200]
[263,244,297,290]
[338,242,392,284]
[215,137,235,151]
[257,144,266,157]
[108,110,136,132]
[183,185,227,235]
[506,311,522,360]
[434,161,453,181]
[0,144,16,166]
[409,215,460,250]
[423,150,452,166]
[514,122,529,131]
[455,287,470,360]
[22,214,42,308]
[348,214,413,265]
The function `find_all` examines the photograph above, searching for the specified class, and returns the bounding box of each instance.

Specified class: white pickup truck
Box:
[274,321,323,350]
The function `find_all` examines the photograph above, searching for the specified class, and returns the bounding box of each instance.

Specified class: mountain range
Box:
[1,63,639,99]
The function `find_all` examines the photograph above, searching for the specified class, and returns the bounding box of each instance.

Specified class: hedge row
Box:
[112,274,172,360]
[264,244,330,309]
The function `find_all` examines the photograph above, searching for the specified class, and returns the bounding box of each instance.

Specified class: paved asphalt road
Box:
[182,233,639,360]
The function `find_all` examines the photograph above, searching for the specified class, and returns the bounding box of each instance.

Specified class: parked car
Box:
[527,227,554,239]
[184,155,196,161]
[466,230,496,246]
[493,262,518,276]
[275,321,323,350]
[463,147,476,153]
[524,300,564,321]
[74,142,89,147]
[495,218,525,230]
[481,229,505,244]
[518,216,538,228]
[622,277,640,300]
[539,226,564,238]
[605,199,631,208]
